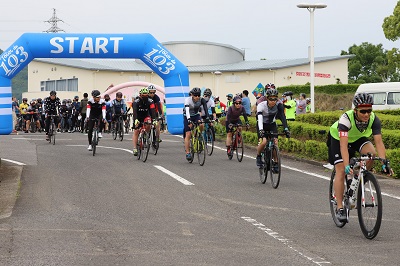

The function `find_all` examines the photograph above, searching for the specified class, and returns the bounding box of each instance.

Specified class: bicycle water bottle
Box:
[348,174,360,204]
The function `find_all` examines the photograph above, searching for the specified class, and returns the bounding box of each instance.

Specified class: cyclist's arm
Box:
[339,131,350,167]
[184,97,191,120]
[256,104,264,131]
[101,103,106,120]
[277,103,288,128]
[86,103,91,118]
[241,107,249,124]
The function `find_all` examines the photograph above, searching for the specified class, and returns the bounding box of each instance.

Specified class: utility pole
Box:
[44,8,65,33]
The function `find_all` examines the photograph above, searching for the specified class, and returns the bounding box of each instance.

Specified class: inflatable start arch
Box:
[0,33,189,135]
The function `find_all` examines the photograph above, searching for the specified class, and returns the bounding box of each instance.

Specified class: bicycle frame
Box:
[329,153,384,239]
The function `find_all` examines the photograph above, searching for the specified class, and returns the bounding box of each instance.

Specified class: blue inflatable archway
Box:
[0,33,189,135]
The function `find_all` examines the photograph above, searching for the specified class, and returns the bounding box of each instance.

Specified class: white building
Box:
[25,41,352,104]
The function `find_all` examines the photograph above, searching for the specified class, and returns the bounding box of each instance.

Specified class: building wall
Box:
[26,58,349,105]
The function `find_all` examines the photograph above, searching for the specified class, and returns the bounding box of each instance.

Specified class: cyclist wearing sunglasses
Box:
[183,87,209,161]
[147,85,163,142]
[225,95,250,154]
[256,88,290,168]
[132,87,157,156]
[328,92,393,222]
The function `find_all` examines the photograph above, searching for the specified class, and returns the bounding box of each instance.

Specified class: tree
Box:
[341,43,400,83]
[383,1,400,41]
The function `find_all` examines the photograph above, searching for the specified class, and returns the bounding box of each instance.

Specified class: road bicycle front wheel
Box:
[92,130,98,156]
[357,172,382,240]
[270,145,281,189]
[259,152,267,184]
[137,133,142,160]
[205,128,214,156]
[228,134,235,160]
[236,132,244,162]
[329,169,347,228]
[188,135,195,163]
[141,132,150,162]
[196,133,206,166]
[119,120,124,141]
[51,122,56,145]
[151,128,159,155]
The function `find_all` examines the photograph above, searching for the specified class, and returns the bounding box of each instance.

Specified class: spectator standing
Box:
[11,97,19,132]
[226,94,233,108]
[283,91,296,121]
[296,93,307,115]
[306,98,311,113]
[80,93,89,133]
[71,96,81,132]
[241,90,252,116]
[214,97,226,118]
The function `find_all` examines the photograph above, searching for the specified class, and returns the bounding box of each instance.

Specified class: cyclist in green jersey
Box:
[328,92,393,222]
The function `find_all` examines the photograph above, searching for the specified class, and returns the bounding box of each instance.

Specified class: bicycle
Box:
[188,121,206,166]
[47,114,57,145]
[137,119,152,162]
[150,123,159,155]
[125,113,132,134]
[329,153,386,239]
[259,130,288,189]
[91,118,100,156]
[28,112,38,133]
[227,124,244,162]
[203,120,215,156]
[112,114,124,141]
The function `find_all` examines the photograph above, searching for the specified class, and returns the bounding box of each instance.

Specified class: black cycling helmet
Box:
[203,88,212,97]
[50,90,56,96]
[233,96,242,103]
[353,92,373,108]
[148,85,156,92]
[191,87,201,96]
[22,97,28,102]
[37,98,42,102]
[91,90,101,97]
[116,92,123,98]
[62,100,67,105]
[266,88,279,97]
[283,91,293,96]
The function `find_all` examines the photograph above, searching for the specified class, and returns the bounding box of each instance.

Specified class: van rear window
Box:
[387,92,400,104]
[369,93,386,105]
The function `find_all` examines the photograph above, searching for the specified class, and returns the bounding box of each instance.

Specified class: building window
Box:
[40,78,78,92]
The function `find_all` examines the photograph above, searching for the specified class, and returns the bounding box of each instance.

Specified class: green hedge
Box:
[295,111,400,130]
[215,115,399,178]
[277,84,359,95]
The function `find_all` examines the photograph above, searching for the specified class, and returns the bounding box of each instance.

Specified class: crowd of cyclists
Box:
[13,84,393,182]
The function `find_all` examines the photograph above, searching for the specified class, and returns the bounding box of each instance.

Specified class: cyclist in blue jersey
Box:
[111,91,127,133]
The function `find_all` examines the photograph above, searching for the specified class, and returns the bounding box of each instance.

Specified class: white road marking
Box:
[0,159,26,166]
[154,165,194,186]
[241,217,331,265]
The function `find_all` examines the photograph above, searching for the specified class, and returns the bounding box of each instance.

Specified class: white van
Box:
[355,82,400,110]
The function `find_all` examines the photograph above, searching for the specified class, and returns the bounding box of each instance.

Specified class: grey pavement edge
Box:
[0,163,22,219]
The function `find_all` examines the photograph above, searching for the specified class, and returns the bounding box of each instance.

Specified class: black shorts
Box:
[225,120,242,133]
[328,136,371,165]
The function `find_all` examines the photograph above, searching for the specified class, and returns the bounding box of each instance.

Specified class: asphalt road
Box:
[0,131,400,265]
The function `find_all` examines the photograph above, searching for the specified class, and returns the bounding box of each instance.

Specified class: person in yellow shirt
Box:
[19,98,29,131]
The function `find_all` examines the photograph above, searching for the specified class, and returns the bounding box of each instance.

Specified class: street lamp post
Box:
[297,3,327,113]
[214,71,222,97]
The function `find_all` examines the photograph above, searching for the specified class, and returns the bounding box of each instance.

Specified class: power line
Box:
[44,8,65,33]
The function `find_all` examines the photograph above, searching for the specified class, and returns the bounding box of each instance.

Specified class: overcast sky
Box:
[1,0,399,61]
